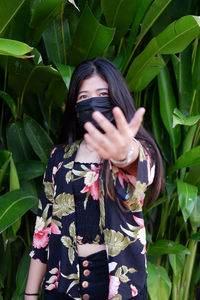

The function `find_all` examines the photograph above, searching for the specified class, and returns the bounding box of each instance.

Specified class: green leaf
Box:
[42,18,69,65]
[13,247,31,298]
[126,15,200,91]
[173,108,200,128]
[0,90,17,118]
[16,160,45,181]
[158,66,181,149]
[0,150,11,187]
[148,239,190,255]
[23,115,53,163]
[147,262,172,300]
[177,180,197,222]
[101,0,140,43]
[190,232,200,241]
[27,0,64,46]
[137,0,172,44]
[0,0,25,35]
[174,146,200,169]
[169,254,185,277]
[0,38,33,58]
[7,121,36,163]
[190,196,200,228]
[192,39,200,89]
[126,0,152,54]
[55,63,74,89]
[151,87,174,162]
[69,4,115,66]
[171,46,193,114]
[10,156,20,191]
[0,189,37,232]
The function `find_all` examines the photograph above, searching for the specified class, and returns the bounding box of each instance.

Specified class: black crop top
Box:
[72,162,105,245]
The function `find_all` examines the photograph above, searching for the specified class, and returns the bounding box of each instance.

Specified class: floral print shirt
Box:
[72,162,105,244]
[30,139,155,299]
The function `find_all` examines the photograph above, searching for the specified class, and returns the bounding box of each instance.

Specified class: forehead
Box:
[79,75,108,92]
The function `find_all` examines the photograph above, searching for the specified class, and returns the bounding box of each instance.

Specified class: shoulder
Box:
[48,145,66,165]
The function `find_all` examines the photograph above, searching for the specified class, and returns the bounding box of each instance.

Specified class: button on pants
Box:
[78,249,109,300]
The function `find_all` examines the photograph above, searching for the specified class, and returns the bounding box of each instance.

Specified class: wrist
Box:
[110,138,139,167]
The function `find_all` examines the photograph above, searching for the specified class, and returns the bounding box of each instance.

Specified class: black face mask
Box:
[75,97,115,133]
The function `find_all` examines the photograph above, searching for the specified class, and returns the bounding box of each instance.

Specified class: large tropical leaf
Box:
[174,146,200,169]
[151,87,174,162]
[10,156,20,191]
[177,180,198,222]
[158,66,181,150]
[56,63,74,89]
[192,39,200,90]
[0,189,37,232]
[12,247,31,299]
[7,121,36,163]
[148,239,190,255]
[27,0,64,46]
[23,115,53,163]
[0,38,33,58]
[171,46,193,114]
[190,196,200,228]
[147,262,172,300]
[126,15,200,91]
[101,0,140,43]
[0,90,17,118]
[16,160,45,181]
[0,150,11,187]
[126,0,152,54]
[136,0,172,45]
[69,4,115,66]
[0,0,25,35]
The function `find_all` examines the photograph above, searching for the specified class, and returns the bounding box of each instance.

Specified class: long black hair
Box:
[59,58,163,206]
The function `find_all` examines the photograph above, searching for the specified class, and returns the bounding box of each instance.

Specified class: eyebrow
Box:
[78,88,109,95]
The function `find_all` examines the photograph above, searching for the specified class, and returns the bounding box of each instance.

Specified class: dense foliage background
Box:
[0,0,200,299]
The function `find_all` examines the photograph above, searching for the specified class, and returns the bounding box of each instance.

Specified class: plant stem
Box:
[180,229,197,300]
[60,3,67,65]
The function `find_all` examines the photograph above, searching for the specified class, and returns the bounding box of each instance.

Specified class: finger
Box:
[84,133,112,160]
[91,111,119,138]
[129,108,145,137]
[112,107,131,136]
[84,121,112,151]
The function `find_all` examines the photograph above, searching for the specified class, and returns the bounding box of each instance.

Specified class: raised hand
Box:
[84,107,145,165]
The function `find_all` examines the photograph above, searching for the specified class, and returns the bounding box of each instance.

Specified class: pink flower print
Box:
[130,284,138,297]
[50,147,56,157]
[133,215,144,227]
[29,250,35,258]
[133,215,146,254]
[108,275,120,299]
[117,169,129,188]
[81,164,101,200]
[46,266,60,290]
[33,217,51,249]
[52,162,63,184]
[51,220,61,234]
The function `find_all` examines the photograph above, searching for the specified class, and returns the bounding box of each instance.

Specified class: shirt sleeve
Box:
[110,141,155,211]
[29,147,57,263]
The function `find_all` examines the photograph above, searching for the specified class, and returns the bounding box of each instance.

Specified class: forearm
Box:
[25,258,47,300]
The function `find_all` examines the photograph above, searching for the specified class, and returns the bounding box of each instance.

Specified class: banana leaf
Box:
[126,15,200,91]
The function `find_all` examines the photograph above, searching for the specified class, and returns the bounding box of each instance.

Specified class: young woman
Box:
[25,58,163,300]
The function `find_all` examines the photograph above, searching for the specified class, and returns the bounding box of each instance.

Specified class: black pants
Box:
[44,250,109,300]
[43,250,147,300]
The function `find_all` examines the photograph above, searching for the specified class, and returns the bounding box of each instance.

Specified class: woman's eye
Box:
[79,95,88,101]
[100,92,109,97]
